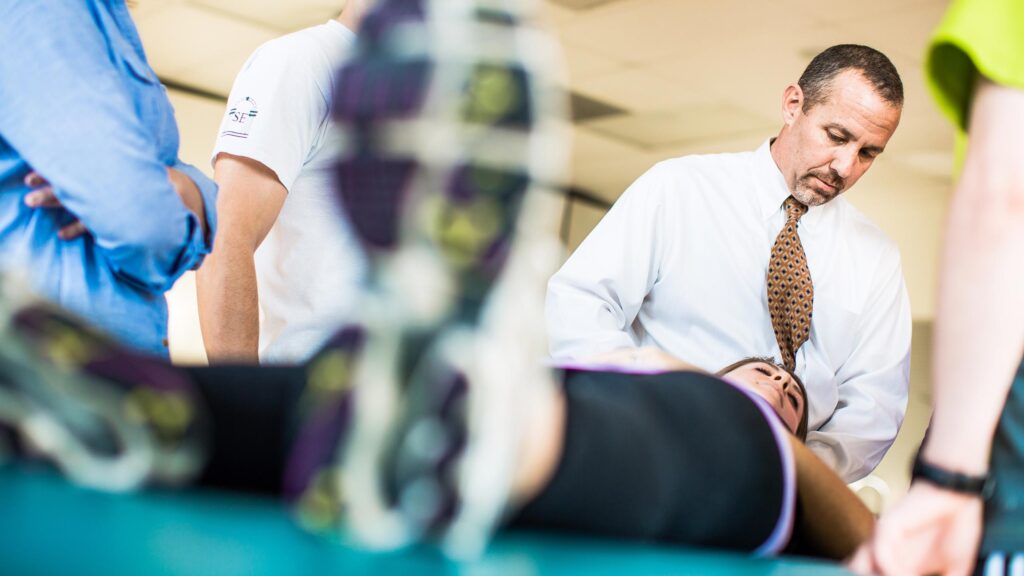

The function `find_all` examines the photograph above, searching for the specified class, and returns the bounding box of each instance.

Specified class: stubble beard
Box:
[793,172,844,206]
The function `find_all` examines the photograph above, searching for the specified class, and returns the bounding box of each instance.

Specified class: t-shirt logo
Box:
[222,96,259,138]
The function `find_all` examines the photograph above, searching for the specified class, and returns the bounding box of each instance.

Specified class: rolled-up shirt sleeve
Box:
[0,1,216,294]
[172,160,219,254]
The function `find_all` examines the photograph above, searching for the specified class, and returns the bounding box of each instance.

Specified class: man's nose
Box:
[830,148,856,180]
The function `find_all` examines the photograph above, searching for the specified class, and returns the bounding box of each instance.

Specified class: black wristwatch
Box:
[911,453,995,499]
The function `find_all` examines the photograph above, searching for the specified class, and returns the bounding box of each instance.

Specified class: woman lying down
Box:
[2,304,872,562]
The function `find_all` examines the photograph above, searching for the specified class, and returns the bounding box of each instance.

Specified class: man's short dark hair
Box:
[798,44,904,111]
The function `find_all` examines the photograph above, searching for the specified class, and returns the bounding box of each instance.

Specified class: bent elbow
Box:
[99,218,201,293]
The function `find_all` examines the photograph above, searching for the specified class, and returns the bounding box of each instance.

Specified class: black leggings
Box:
[512,370,787,551]
[185,366,789,551]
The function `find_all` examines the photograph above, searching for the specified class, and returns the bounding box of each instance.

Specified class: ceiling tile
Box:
[134,2,278,82]
[572,125,645,159]
[572,66,716,113]
[539,0,581,25]
[561,41,631,83]
[644,21,843,122]
[136,0,957,323]
[653,132,769,160]
[778,0,938,29]
[584,101,776,149]
[559,0,817,64]
[804,1,947,64]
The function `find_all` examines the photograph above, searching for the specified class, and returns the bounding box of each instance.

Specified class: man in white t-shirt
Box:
[198,1,372,365]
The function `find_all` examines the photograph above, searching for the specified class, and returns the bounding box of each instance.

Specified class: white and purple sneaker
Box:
[329,0,570,559]
[0,281,208,491]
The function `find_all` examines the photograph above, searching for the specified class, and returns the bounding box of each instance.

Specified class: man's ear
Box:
[782,84,804,126]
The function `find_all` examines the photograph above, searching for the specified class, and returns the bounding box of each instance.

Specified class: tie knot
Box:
[784,196,808,222]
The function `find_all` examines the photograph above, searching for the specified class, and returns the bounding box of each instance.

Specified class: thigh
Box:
[514,369,789,552]
[570,370,787,548]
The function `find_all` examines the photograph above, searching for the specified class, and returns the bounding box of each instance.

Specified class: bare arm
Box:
[196,154,286,363]
[850,79,1024,575]
[787,436,874,560]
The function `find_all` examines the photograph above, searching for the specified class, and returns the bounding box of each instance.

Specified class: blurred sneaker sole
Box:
[331,0,569,559]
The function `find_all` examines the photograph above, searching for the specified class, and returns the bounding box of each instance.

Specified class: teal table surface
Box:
[0,465,853,576]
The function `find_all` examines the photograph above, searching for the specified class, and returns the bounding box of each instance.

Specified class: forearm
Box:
[197,245,261,364]
[924,79,1024,474]
[198,154,287,364]
[789,436,874,559]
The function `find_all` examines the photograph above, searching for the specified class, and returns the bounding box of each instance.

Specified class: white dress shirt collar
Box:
[754,138,825,234]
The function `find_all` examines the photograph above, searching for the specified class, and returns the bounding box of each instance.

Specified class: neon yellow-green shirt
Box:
[927,0,1024,144]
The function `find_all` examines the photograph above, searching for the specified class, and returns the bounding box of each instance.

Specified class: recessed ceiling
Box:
[136,0,954,320]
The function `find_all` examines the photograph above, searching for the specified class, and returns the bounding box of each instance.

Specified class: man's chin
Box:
[792,188,825,207]
[794,183,840,206]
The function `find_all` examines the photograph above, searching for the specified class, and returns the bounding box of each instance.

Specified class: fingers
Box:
[23,171,49,188]
[24,171,63,208]
[24,187,63,208]
[58,221,88,241]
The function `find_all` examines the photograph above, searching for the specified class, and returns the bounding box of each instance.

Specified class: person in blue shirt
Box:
[0,0,217,357]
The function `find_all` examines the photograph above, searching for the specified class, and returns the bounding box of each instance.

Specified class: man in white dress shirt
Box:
[197,1,372,365]
[546,45,911,482]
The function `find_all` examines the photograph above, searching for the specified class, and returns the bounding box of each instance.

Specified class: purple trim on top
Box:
[721,375,797,556]
[546,359,676,375]
[551,359,796,554]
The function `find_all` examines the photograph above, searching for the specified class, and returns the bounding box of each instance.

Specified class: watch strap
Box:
[911,453,994,499]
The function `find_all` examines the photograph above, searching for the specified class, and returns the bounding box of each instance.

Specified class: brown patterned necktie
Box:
[767,196,813,371]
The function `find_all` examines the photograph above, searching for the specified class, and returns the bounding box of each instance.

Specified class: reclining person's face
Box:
[723,361,805,436]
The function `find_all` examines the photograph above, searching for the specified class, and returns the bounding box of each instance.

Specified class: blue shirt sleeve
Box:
[172,160,219,262]
[0,1,217,293]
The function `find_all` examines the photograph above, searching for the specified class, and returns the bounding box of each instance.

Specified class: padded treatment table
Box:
[0,465,854,575]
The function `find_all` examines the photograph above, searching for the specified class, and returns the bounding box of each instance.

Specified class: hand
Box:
[848,482,982,576]
[22,171,88,240]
